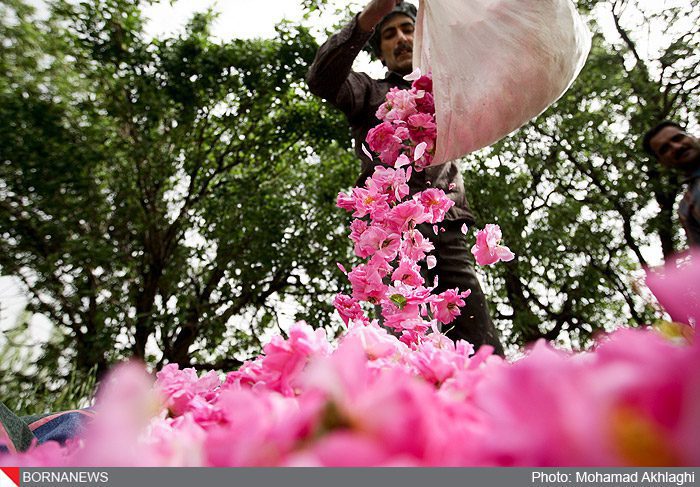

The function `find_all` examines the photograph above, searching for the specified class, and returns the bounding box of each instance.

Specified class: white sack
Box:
[413,0,591,164]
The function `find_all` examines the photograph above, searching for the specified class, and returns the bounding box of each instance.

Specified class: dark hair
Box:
[643,120,683,157]
[367,1,417,58]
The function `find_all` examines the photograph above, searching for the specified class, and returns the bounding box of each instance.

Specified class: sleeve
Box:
[306,13,376,121]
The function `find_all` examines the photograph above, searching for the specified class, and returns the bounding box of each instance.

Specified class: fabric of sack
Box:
[413,0,591,164]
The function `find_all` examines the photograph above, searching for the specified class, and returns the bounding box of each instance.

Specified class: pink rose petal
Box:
[403,67,422,81]
[395,154,411,169]
[414,142,427,161]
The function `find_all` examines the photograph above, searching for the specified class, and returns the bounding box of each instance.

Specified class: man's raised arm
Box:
[305,0,400,115]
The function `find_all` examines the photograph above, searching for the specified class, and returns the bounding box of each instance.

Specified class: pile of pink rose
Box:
[2,73,698,467]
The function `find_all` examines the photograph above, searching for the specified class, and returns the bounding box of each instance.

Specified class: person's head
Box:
[644,121,700,172]
[368,2,417,75]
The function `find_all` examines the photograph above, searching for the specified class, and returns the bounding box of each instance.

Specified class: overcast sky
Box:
[141,0,385,76]
[143,0,311,40]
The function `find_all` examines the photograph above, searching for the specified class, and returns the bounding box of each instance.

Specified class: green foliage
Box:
[0,0,355,407]
[0,314,97,414]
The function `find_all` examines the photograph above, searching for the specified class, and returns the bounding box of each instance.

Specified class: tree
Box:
[3,0,697,412]
[463,0,699,349]
[0,0,356,404]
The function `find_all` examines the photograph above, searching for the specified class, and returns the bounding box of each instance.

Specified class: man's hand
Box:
[358,0,401,32]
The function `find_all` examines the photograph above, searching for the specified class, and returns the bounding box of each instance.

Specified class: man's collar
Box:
[385,70,412,87]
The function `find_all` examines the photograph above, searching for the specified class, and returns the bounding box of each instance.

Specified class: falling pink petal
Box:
[459,289,472,300]
[449,183,456,190]
[395,154,411,168]
[496,246,515,262]
[414,142,427,161]
[427,255,437,269]
[471,224,515,266]
[433,225,439,235]
[460,223,468,235]
[361,144,373,161]
[337,263,347,274]
[403,67,422,81]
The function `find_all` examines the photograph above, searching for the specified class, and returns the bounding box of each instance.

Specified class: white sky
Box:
[141,0,386,77]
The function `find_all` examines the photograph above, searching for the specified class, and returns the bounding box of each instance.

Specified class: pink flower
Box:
[301,340,451,464]
[383,302,423,333]
[375,232,401,261]
[391,258,424,287]
[409,337,474,385]
[407,113,437,144]
[368,166,410,202]
[431,289,471,325]
[471,329,700,466]
[418,188,455,223]
[376,87,418,122]
[146,414,208,466]
[470,224,515,266]
[156,364,221,417]
[400,229,435,261]
[342,320,407,360]
[333,293,366,326]
[348,263,389,303]
[72,361,166,466]
[412,75,433,93]
[349,187,390,220]
[204,389,322,466]
[385,200,430,233]
[355,225,400,261]
[366,122,408,164]
[230,322,333,397]
[223,358,265,390]
[382,282,436,336]
[348,219,368,244]
[415,91,435,114]
[645,249,700,327]
[355,225,386,258]
[336,191,354,212]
